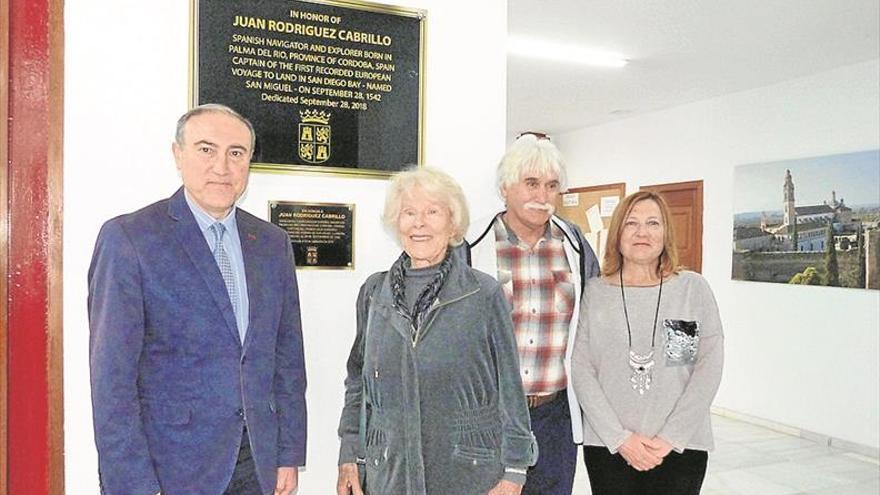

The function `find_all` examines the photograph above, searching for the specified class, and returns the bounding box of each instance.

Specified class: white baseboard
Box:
[711,405,880,461]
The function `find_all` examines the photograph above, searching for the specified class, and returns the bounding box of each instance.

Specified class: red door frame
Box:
[1,0,9,488]
[2,0,65,493]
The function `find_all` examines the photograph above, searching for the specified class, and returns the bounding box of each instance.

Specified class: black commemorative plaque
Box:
[269,201,355,269]
[193,0,425,178]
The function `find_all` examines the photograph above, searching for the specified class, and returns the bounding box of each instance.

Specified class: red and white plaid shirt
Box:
[494,218,575,395]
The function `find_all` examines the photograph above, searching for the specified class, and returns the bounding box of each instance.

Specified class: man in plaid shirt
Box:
[465,133,600,494]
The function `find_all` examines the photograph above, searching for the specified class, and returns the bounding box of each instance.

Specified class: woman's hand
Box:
[618,433,663,471]
[336,463,364,495]
[486,479,523,495]
[645,436,674,459]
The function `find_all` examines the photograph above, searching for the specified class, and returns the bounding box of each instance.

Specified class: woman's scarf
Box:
[389,250,454,342]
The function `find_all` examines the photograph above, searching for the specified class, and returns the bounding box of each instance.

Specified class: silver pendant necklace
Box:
[620,269,663,395]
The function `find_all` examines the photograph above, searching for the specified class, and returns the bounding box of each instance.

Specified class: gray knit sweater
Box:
[571,271,724,454]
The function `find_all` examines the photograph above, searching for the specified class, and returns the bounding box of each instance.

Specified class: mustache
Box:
[524,202,555,214]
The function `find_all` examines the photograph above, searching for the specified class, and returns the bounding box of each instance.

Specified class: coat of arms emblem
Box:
[305,246,319,265]
[297,109,332,164]
[298,110,330,163]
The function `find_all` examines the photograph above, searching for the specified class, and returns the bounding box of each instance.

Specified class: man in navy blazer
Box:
[89,104,307,495]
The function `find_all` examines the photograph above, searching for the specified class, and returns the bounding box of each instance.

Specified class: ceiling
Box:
[507,0,880,136]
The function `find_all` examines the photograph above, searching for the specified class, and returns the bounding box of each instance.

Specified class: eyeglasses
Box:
[517,131,551,141]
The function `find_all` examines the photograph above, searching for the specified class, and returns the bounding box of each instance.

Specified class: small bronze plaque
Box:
[269,201,355,270]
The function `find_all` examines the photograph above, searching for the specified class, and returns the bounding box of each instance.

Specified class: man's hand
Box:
[645,436,674,459]
[336,463,364,495]
[275,467,298,495]
[486,479,523,495]
[618,433,663,471]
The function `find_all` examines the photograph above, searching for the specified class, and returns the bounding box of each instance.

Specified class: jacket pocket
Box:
[452,444,498,465]
[451,405,501,465]
[663,319,700,366]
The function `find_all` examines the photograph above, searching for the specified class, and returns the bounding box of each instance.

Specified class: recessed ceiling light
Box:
[508,36,629,68]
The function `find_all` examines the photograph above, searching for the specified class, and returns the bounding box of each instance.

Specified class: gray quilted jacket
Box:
[338,254,538,494]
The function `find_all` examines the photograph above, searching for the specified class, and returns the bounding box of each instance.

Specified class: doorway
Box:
[640,180,704,273]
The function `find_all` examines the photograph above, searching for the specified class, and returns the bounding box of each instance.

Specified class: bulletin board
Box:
[556,183,626,234]
[556,182,626,263]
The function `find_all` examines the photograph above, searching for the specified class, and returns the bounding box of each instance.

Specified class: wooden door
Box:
[640,180,703,273]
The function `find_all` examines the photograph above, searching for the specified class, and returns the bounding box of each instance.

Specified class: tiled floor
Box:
[702,415,879,495]
[574,414,880,494]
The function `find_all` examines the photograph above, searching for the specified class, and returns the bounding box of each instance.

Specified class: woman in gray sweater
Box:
[571,191,723,495]
[337,167,537,495]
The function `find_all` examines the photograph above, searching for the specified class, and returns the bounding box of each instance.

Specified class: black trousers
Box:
[223,427,265,495]
[583,446,707,495]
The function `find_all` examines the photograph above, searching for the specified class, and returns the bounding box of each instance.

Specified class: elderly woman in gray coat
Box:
[337,167,538,495]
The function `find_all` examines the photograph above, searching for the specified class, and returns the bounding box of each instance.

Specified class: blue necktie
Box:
[210,222,239,326]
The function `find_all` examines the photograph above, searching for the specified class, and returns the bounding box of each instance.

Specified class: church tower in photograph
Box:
[783,169,796,226]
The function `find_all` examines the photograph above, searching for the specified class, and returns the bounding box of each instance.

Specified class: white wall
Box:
[64,1,507,492]
[556,59,880,450]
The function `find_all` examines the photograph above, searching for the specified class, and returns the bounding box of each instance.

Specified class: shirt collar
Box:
[498,213,559,246]
[183,188,238,235]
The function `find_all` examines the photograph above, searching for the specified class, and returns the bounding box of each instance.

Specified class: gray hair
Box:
[496,133,568,193]
[382,167,470,246]
[175,104,256,151]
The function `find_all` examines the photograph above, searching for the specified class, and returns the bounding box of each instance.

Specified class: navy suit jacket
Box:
[88,188,307,495]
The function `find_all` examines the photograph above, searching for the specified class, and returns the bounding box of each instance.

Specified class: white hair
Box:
[496,133,568,194]
[382,166,470,246]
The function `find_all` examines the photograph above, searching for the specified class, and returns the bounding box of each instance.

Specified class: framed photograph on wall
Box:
[732,150,880,290]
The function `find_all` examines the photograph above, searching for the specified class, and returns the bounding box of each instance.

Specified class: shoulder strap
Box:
[470,217,496,248]
[466,213,503,267]
[552,217,588,294]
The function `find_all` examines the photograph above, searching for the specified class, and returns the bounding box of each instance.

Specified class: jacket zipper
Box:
[411,287,480,348]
